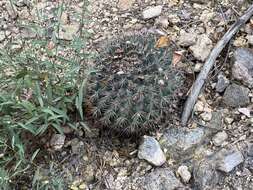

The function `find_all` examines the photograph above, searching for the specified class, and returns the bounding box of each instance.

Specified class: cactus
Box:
[85,33,186,135]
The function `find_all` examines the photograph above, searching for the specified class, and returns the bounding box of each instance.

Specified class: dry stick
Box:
[181,4,253,126]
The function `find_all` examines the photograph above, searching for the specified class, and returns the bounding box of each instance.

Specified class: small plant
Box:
[0,1,91,189]
[85,33,186,135]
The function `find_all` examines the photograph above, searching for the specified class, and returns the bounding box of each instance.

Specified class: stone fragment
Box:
[232,48,253,88]
[190,34,213,61]
[200,111,212,121]
[155,16,169,28]
[138,136,166,166]
[212,131,228,146]
[217,149,244,173]
[215,73,230,93]
[223,83,250,107]
[160,127,208,160]
[50,134,66,150]
[193,158,219,190]
[177,165,191,183]
[247,35,253,45]
[238,107,251,117]
[117,0,135,10]
[178,30,197,47]
[142,6,163,19]
[142,168,183,190]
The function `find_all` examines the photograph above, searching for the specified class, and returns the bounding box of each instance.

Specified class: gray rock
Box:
[138,136,166,166]
[215,73,230,93]
[193,157,219,190]
[142,168,183,190]
[223,83,250,107]
[217,148,244,173]
[177,165,191,183]
[178,30,197,47]
[142,6,163,20]
[212,131,228,146]
[207,110,224,131]
[248,143,253,157]
[232,48,253,88]
[50,134,66,151]
[160,127,209,160]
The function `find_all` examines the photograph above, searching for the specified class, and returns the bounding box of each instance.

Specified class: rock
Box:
[177,165,191,183]
[215,73,230,93]
[200,111,212,121]
[20,27,37,39]
[223,83,250,107]
[217,148,244,173]
[232,48,253,88]
[194,100,205,112]
[142,6,163,20]
[194,63,203,72]
[193,158,220,190]
[208,110,224,130]
[238,107,251,117]
[247,35,253,45]
[212,131,228,146]
[178,30,197,47]
[58,23,79,40]
[50,134,66,151]
[155,16,169,28]
[190,34,213,61]
[70,138,84,154]
[117,0,135,11]
[142,168,183,190]
[248,143,253,157]
[138,136,166,166]
[160,127,209,160]
[0,31,5,42]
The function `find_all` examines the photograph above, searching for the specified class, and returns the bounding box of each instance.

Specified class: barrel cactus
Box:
[85,33,186,135]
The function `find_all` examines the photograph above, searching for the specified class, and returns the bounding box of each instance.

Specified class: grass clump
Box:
[0,1,91,189]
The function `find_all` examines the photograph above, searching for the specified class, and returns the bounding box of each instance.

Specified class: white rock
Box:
[194,101,205,112]
[142,6,163,19]
[247,35,253,45]
[156,16,169,28]
[190,34,213,61]
[194,63,203,72]
[177,165,191,183]
[225,117,234,124]
[212,131,228,146]
[238,108,251,117]
[138,136,166,166]
[50,134,66,150]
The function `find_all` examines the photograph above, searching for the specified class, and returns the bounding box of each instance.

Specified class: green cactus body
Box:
[85,33,185,135]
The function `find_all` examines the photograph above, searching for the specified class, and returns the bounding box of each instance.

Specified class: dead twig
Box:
[181,4,253,126]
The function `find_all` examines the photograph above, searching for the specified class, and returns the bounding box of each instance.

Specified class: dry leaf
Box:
[172,51,183,66]
[155,36,170,48]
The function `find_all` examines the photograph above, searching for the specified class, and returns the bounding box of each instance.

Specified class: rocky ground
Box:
[1,0,253,189]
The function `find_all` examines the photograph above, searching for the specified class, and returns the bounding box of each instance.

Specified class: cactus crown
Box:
[85,33,185,135]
